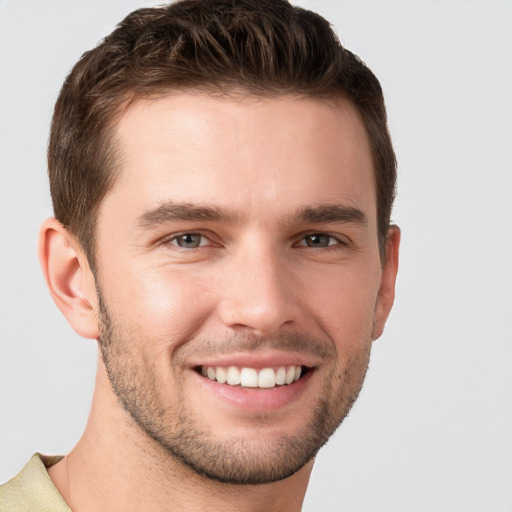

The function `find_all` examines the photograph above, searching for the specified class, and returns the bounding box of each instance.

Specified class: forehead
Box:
[103,93,375,224]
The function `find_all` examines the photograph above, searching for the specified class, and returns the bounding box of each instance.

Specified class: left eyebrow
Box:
[294,204,368,226]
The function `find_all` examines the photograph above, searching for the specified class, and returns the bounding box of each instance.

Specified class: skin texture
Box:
[39,93,400,512]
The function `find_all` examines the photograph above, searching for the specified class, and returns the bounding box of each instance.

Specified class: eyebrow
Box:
[295,204,368,226]
[137,201,367,229]
[137,201,238,228]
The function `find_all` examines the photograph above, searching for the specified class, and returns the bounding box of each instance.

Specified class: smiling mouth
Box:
[195,365,309,389]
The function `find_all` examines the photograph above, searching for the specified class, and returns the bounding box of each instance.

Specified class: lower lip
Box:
[192,369,314,413]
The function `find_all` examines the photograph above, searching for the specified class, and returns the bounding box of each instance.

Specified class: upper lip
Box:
[187,350,322,370]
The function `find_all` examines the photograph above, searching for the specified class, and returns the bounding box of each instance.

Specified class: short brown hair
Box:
[48,0,396,268]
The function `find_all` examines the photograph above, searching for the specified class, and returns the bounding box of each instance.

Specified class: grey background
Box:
[1,1,511,511]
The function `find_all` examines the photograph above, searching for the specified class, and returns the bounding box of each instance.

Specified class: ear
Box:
[38,217,99,339]
[372,225,400,340]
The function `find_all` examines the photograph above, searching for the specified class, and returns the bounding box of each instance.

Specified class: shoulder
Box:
[0,454,70,512]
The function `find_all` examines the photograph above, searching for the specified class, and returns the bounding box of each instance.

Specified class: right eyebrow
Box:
[137,201,240,229]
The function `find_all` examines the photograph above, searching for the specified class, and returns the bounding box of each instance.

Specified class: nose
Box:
[217,244,300,337]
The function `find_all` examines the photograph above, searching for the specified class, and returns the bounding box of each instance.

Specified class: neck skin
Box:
[48,353,313,512]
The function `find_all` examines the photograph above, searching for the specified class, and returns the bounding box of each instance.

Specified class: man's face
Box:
[93,93,394,484]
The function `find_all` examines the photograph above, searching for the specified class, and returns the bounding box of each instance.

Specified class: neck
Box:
[48,355,312,512]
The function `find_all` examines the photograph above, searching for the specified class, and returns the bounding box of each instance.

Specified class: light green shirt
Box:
[0,454,71,511]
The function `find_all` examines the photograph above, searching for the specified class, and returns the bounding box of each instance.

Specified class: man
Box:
[0,0,399,510]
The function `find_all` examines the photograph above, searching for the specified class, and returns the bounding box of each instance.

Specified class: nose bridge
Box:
[218,238,298,336]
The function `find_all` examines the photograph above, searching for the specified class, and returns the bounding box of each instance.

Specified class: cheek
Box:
[308,264,381,351]
[101,263,216,349]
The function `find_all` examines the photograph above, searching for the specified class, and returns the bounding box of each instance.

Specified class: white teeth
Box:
[226,366,241,386]
[200,365,304,388]
[215,366,227,384]
[285,366,296,385]
[258,368,276,388]
[240,368,258,387]
[275,367,286,385]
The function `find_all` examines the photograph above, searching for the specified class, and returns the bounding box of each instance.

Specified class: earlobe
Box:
[38,218,99,339]
[372,225,400,341]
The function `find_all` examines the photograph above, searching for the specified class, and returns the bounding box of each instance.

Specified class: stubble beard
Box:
[97,289,371,485]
